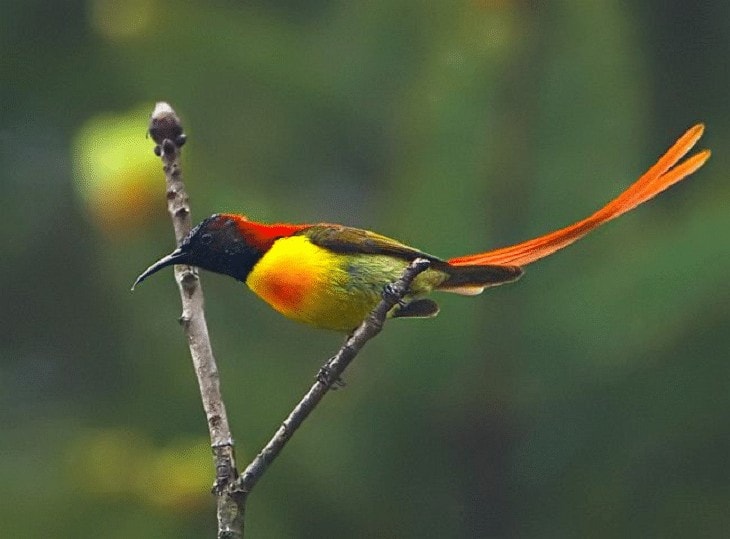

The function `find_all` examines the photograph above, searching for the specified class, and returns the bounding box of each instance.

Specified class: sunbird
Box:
[134,125,710,332]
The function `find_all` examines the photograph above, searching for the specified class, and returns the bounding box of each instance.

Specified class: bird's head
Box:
[132,214,262,288]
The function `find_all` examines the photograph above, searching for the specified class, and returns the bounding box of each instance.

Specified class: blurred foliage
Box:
[73,105,160,232]
[1,1,728,537]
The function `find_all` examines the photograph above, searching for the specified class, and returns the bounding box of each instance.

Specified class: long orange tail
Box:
[448,124,711,267]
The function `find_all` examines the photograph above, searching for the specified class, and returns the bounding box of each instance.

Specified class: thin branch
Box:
[148,102,244,538]
[232,257,432,497]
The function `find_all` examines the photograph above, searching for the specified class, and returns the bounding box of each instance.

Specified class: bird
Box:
[133,124,710,332]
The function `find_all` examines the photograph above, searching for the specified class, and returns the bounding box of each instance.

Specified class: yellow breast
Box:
[245,235,359,330]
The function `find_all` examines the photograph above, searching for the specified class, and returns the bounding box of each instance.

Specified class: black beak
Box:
[131,247,190,290]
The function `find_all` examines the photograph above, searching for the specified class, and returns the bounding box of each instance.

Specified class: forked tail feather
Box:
[448,124,711,267]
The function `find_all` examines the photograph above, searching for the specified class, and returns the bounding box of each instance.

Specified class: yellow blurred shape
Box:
[71,428,145,495]
[88,0,156,40]
[67,428,212,513]
[73,104,160,234]
[139,439,213,511]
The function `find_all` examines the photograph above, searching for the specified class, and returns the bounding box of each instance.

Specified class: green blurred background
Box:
[2,1,728,537]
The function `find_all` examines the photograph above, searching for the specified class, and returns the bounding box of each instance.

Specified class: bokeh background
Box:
[2,1,728,537]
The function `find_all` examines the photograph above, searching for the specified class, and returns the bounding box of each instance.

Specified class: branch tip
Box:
[149,101,186,148]
[152,101,174,118]
[412,257,431,271]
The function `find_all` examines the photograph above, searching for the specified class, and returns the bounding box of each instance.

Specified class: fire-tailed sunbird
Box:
[134,124,710,332]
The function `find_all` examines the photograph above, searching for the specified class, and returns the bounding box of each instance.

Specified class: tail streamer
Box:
[448,124,711,267]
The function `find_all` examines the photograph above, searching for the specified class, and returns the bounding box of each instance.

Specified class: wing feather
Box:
[298,225,443,263]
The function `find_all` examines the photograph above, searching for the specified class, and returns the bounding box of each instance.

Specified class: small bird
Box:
[134,125,710,332]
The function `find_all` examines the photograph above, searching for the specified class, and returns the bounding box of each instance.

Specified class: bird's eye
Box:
[200,233,213,245]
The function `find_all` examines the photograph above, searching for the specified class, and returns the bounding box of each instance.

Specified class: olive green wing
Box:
[298,224,443,263]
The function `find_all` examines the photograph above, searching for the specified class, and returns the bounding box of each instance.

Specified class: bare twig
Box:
[148,102,244,538]
[232,257,432,497]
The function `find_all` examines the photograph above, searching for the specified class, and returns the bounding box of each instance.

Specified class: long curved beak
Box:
[131,247,190,290]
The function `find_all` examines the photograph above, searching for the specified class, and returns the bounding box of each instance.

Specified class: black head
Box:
[132,214,262,289]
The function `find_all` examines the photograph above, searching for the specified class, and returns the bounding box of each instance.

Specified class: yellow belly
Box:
[245,235,445,331]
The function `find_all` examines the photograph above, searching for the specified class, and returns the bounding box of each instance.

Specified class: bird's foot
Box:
[382,283,405,305]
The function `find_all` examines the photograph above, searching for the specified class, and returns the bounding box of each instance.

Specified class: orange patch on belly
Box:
[258,269,310,312]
